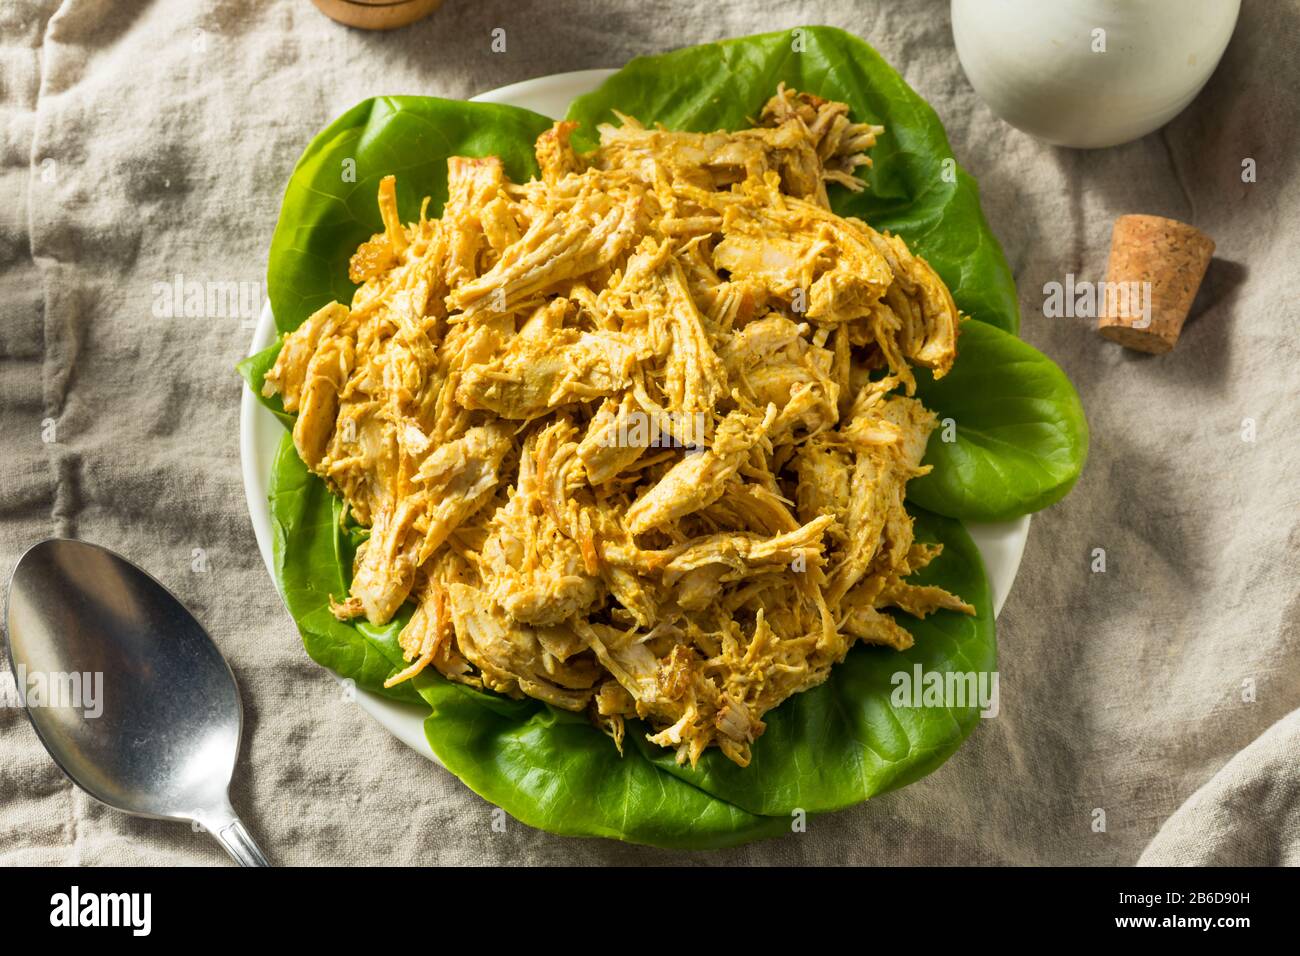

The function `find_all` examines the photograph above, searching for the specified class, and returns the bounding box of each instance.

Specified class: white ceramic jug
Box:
[951,0,1241,148]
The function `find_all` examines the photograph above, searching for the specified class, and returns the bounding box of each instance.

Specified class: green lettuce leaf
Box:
[268,433,421,704]
[236,342,290,428]
[565,25,1020,334]
[244,28,1092,848]
[417,685,789,849]
[267,96,554,335]
[563,26,1088,520]
[267,422,994,845]
[907,321,1090,521]
[420,508,993,838]
[633,508,993,815]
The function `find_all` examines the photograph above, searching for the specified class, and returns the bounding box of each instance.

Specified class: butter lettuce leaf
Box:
[565,25,1020,334]
[244,28,1096,848]
[908,320,1090,521]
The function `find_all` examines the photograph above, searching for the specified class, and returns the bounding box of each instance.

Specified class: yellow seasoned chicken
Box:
[265,85,973,768]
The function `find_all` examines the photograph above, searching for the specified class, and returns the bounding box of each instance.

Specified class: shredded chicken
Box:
[265,85,973,768]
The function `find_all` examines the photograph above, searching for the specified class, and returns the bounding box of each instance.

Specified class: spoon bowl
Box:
[5,539,268,865]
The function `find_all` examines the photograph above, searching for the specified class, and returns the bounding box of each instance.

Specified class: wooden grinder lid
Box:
[311,0,445,31]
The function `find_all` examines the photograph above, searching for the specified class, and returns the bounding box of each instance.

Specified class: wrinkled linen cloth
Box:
[1,0,1296,866]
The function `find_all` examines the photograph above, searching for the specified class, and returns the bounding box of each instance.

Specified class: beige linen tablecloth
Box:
[2,0,1297,866]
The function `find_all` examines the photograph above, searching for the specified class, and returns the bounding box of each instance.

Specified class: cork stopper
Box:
[311,0,444,31]
[1096,214,1215,354]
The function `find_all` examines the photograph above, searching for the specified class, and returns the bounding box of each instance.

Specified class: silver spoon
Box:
[5,538,269,866]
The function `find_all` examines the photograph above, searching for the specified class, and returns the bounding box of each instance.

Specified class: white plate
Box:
[241,70,1030,763]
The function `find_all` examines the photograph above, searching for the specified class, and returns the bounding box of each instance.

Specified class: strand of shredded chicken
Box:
[265,85,974,768]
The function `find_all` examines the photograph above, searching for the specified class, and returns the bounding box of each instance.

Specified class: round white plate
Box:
[241,70,1030,763]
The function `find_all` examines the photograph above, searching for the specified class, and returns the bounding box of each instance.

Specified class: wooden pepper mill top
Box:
[311,0,444,31]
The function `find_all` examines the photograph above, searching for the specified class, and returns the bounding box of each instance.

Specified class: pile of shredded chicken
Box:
[265,85,975,767]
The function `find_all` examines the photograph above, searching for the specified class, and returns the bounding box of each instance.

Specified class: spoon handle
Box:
[211,815,271,867]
